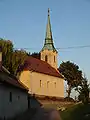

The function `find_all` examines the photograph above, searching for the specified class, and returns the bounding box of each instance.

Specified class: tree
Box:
[0,38,28,75]
[78,77,89,104]
[0,38,13,70]
[59,61,83,98]
[10,49,28,75]
[31,52,40,59]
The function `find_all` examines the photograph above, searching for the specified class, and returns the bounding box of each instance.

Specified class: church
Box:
[18,9,64,100]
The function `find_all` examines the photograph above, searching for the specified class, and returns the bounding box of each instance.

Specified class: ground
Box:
[10,102,90,120]
[60,103,90,120]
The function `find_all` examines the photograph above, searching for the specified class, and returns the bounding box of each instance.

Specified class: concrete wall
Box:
[0,84,28,119]
[19,71,64,98]
[40,50,58,69]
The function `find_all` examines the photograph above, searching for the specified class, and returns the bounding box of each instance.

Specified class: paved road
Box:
[31,108,62,120]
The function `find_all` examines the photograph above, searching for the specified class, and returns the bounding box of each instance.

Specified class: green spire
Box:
[45,8,53,41]
[42,8,57,52]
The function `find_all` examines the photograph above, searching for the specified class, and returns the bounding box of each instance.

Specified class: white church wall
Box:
[19,70,64,98]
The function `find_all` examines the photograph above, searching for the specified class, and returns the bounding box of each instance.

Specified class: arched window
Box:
[40,80,42,87]
[54,82,56,88]
[47,81,49,88]
[45,55,48,62]
[54,56,55,62]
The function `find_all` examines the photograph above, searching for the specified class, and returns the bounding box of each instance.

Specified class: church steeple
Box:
[42,8,57,52]
[45,8,53,42]
[40,9,58,69]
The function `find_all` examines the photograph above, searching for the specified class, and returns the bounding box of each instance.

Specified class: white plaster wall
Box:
[0,83,28,119]
[40,50,58,69]
[19,71,30,89]
[19,71,64,98]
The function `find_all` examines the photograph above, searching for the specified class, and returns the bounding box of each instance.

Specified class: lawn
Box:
[60,103,90,120]
[43,103,75,109]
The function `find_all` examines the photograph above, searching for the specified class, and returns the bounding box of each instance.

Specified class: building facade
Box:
[19,68,64,98]
[0,50,41,119]
[0,66,28,119]
[19,9,64,100]
[40,8,58,69]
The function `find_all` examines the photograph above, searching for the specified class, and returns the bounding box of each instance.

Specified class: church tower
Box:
[40,8,58,69]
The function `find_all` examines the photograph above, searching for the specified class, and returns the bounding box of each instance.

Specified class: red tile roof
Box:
[0,66,29,91]
[18,56,63,78]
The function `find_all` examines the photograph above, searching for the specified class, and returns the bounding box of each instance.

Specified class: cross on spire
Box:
[48,8,50,16]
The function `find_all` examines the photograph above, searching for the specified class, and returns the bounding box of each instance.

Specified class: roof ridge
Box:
[27,56,57,69]
[1,66,28,91]
[18,56,63,78]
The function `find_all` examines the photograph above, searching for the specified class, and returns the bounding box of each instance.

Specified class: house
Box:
[0,64,29,119]
[18,9,64,102]
[0,46,42,119]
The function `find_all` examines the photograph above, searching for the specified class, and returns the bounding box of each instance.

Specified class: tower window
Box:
[40,80,42,87]
[45,55,48,62]
[54,56,55,62]
[47,81,49,88]
[9,92,12,102]
[54,82,56,88]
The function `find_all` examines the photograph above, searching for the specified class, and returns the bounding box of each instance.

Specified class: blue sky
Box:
[0,0,90,81]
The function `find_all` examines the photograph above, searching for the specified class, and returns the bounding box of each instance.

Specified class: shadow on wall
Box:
[29,94,42,109]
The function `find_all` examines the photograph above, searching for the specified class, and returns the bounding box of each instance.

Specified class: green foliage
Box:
[0,38,28,75]
[59,61,83,97]
[78,78,89,104]
[10,49,28,75]
[0,38,13,70]
[61,103,90,120]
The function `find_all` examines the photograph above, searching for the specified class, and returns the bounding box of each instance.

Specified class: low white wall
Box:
[0,84,28,119]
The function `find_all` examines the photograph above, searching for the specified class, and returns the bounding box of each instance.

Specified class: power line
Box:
[14,45,90,51]
[56,45,90,50]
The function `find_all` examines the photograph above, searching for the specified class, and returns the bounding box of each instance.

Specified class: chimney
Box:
[0,46,2,68]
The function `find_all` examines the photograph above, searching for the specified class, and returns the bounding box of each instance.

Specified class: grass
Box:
[60,103,90,120]
[43,103,75,109]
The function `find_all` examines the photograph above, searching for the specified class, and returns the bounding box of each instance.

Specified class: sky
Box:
[0,0,90,84]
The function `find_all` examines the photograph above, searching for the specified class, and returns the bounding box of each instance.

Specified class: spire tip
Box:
[48,8,50,16]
